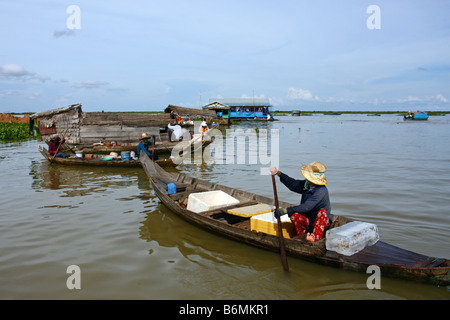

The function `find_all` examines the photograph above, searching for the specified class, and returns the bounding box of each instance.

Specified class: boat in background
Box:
[404,111,428,120]
[39,145,175,168]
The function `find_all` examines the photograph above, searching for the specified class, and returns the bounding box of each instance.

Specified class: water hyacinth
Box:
[0,123,31,140]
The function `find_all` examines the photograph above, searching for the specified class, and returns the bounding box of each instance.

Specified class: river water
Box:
[0,114,449,300]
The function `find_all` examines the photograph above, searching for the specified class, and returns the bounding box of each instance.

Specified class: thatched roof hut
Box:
[164,104,217,120]
[31,104,172,145]
[31,104,82,144]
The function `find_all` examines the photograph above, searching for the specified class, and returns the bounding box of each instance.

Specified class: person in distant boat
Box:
[405,111,414,119]
[199,119,209,133]
[137,133,155,160]
[270,162,332,242]
[48,134,68,157]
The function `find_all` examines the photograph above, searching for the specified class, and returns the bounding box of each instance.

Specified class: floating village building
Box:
[30,99,272,147]
[202,98,273,121]
[30,103,223,146]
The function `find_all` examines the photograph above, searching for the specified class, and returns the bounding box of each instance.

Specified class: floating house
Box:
[202,98,273,121]
[30,104,172,145]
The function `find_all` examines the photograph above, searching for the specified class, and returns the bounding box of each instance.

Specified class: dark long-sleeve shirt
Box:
[279,172,332,233]
[137,140,154,160]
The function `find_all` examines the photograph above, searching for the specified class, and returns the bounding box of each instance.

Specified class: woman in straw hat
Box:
[137,133,155,160]
[270,162,332,242]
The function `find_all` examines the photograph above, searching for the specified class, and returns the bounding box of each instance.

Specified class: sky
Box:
[1,0,449,113]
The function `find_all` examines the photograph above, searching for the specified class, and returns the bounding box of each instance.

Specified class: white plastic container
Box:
[325,221,379,256]
[187,190,240,213]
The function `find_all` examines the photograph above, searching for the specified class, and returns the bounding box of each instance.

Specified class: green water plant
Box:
[0,123,31,140]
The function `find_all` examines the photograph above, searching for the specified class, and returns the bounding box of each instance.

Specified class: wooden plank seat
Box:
[200,200,259,217]
[226,203,275,218]
[156,176,189,193]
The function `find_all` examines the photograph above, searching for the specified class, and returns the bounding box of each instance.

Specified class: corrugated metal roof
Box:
[203,102,229,110]
[208,98,272,107]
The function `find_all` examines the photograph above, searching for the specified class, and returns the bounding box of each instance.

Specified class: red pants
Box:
[290,209,330,241]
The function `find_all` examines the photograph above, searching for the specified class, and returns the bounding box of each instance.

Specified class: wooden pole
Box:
[272,175,289,272]
[50,137,64,164]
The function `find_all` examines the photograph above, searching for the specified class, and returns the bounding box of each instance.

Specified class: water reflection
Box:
[139,204,239,267]
[29,160,144,196]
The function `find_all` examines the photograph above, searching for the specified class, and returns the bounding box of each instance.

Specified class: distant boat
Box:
[404,111,428,121]
[324,111,341,115]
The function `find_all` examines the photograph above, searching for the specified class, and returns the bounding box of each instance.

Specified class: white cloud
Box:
[396,96,421,103]
[287,88,317,100]
[53,30,76,38]
[28,91,43,100]
[241,93,266,99]
[397,94,448,104]
[107,87,129,92]
[0,64,33,78]
[434,94,448,103]
[0,64,50,82]
[73,80,109,89]
[0,90,21,98]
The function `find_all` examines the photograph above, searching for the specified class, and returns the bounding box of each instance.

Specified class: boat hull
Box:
[39,145,175,168]
[140,153,450,286]
[404,113,429,120]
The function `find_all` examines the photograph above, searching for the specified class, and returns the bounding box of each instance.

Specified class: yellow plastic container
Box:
[250,212,295,238]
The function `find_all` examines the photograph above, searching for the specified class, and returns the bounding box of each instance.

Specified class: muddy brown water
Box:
[0,114,449,299]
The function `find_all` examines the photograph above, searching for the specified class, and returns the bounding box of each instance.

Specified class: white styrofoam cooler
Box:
[187,190,240,213]
[325,221,379,256]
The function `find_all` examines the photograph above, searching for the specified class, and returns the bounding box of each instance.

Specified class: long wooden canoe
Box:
[39,145,175,168]
[73,143,176,155]
[140,152,450,286]
[57,130,215,161]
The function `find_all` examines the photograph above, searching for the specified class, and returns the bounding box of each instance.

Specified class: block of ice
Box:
[325,221,379,256]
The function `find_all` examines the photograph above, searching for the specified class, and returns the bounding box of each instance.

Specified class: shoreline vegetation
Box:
[0,123,31,140]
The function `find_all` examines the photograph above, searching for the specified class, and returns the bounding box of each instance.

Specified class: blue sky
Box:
[1,0,449,113]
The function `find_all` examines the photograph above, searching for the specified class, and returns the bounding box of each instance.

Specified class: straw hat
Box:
[140,133,149,139]
[301,161,328,185]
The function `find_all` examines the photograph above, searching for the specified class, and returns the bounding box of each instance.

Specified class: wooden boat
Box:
[39,145,175,168]
[73,142,176,155]
[61,127,216,158]
[140,153,450,286]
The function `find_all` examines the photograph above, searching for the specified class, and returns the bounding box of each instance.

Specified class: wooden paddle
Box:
[152,135,155,161]
[272,174,289,272]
